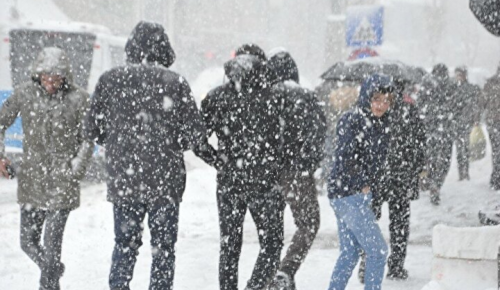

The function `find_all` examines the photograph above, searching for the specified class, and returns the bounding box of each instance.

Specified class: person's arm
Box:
[0,90,21,178]
[177,79,219,167]
[72,92,95,181]
[84,74,109,145]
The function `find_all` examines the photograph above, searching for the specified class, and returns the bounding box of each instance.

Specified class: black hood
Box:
[125,21,176,68]
[268,50,299,84]
[432,63,449,82]
[224,44,270,90]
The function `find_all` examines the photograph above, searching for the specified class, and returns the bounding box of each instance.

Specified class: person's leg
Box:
[246,185,285,290]
[147,203,179,290]
[386,196,411,279]
[20,205,47,270]
[429,136,453,204]
[40,209,71,290]
[456,128,470,180]
[109,203,147,290]
[489,123,500,189]
[279,173,320,279]
[329,194,388,290]
[217,180,247,290]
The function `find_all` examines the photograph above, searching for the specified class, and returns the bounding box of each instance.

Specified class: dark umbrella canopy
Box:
[320,58,426,85]
[470,0,500,36]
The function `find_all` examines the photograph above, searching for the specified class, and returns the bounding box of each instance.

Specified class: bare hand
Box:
[0,158,11,179]
[362,186,370,194]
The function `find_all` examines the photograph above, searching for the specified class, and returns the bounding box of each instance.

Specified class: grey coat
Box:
[0,47,94,210]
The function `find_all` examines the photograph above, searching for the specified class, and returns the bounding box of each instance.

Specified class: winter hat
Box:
[235,44,266,62]
[432,63,449,79]
[267,48,300,84]
[31,47,73,85]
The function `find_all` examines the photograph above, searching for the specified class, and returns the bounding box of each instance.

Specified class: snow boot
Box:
[267,271,296,290]
[386,267,409,280]
[358,253,366,284]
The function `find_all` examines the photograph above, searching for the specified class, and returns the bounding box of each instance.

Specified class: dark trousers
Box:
[455,127,471,179]
[371,189,411,272]
[427,135,453,192]
[109,203,179,290]
[489,122,500,190]
[279,170,320,278]
[217,172,285,290]
[20,205,70,290]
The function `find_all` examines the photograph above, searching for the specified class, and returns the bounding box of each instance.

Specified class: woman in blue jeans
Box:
[327,74,395,290]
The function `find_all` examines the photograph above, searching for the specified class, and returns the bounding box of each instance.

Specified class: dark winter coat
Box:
[417,70,456,140]
[450,80,481,132]
[470,0,500,36]
[0,47,94,210]
[376,94,426,201]
[481,68,500,125]
[268,51,326,173]
[199,48,283,183]
[85,21,209,206]
[327,75,394,199]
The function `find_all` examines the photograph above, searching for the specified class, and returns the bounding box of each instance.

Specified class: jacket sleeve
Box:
[191,89,221,168]
[73,92,95,180]
[412,106,427,174]
[85,74,109,145]
[0,89,22,159]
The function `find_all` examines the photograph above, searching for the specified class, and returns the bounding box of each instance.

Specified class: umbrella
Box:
[320,57,426,85]
[470,0,500,36]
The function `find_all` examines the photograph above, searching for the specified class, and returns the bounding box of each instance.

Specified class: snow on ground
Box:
[0,145,498,289]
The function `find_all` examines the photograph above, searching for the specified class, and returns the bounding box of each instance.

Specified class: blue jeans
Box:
[328,193,388,290]
[109,203,179,290]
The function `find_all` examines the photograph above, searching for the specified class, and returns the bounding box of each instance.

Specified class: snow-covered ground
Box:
[0,143,498,289]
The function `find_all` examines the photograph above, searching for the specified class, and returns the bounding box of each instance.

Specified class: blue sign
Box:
[346,6,384,47]
[0,90,23,149]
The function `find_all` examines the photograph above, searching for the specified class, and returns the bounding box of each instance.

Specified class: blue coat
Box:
[327,75,393,199]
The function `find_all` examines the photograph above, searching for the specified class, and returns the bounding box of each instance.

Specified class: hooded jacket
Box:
[85,21,208,206]
[481,67,500,124]
[268,51,326,172]
[199,44,283,182]
[327,74,394,199]
[0,47,93,210]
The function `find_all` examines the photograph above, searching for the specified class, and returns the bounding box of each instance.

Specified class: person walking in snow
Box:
[450,66,482,181]
[0,47,94,290]
[197,44,285,290]
[358,80,426,283]
[266,50,326,290]
[417,64,456,205]
[85,22,212,290]
[327,74,394,290]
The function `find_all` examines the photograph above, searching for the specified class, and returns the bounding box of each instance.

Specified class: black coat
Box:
[199,52,283,183]
[470,0,500,36]
[268,51,326,173]
[376,95,426,201]
[85,21,210,206]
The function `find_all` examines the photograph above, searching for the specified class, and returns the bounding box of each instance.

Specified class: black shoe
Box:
[430,189,440,205]
[458,175,470,181]
[386,268,409,280]
[358,254,366,284]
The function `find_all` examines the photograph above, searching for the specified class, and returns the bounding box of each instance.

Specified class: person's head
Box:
[125,21,176,68]
[358,74,395,118]
[432,63,449,80]
[40,74,64,95]
[454,66,468,82]
[31,47,72,94]
[267,48,300,84]
[235,44,266,62]
[370,90,394,117]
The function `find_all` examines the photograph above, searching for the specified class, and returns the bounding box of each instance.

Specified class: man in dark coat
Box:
[266,50,326,290]
[85,21,211,290]
[418,64,456,205]
[198,44,285,290]
[450,66,482,181]
[358,80,426,282]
